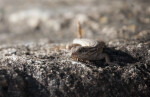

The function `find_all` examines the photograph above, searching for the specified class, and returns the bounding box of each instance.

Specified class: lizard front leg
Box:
[97,53,111,64]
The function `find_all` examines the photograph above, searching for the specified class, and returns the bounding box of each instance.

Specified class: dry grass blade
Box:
[77,21,84,39]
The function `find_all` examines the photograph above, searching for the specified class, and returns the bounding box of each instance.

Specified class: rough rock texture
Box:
[0,0,150,97]
[0,39,150,97]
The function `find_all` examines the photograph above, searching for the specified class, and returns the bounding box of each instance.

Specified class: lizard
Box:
[67,21,111,64]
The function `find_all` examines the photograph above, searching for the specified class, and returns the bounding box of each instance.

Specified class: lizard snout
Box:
[70,46,81,58]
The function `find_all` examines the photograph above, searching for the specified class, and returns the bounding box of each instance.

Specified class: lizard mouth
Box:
[70,46,81,57]
[71,52,78,58]
[71,50,82,59]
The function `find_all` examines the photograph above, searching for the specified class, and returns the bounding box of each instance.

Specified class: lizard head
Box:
[70,41,106,60]
[70,46,88,59]
[97,41,105,48]
[70,46,99,60]
[96,41,105,53]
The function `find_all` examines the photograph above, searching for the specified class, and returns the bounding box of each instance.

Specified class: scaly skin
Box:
[66,22,111,64]
[69,39,111,64]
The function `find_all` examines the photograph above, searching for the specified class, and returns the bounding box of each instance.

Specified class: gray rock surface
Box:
[0,0,150,97]
[0,39,150,97]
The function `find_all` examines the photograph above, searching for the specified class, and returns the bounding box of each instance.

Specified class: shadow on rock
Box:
[104,47,137,65]
[0,69,50,97]
[90,47,137,67]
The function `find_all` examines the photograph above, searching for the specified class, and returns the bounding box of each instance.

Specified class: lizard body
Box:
[69,39,111,64]
[67,21,111,64]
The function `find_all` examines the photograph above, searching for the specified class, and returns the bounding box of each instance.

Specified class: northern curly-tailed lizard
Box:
[66,21,111,64]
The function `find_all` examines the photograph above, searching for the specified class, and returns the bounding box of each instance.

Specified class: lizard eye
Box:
[78,50,82,53]
[77,48,84,53]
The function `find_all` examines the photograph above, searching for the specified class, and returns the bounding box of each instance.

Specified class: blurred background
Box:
[0,0,150,45]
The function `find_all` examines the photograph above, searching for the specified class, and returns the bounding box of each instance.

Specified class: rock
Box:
[0,0,150,97]
[0,39,150,97]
